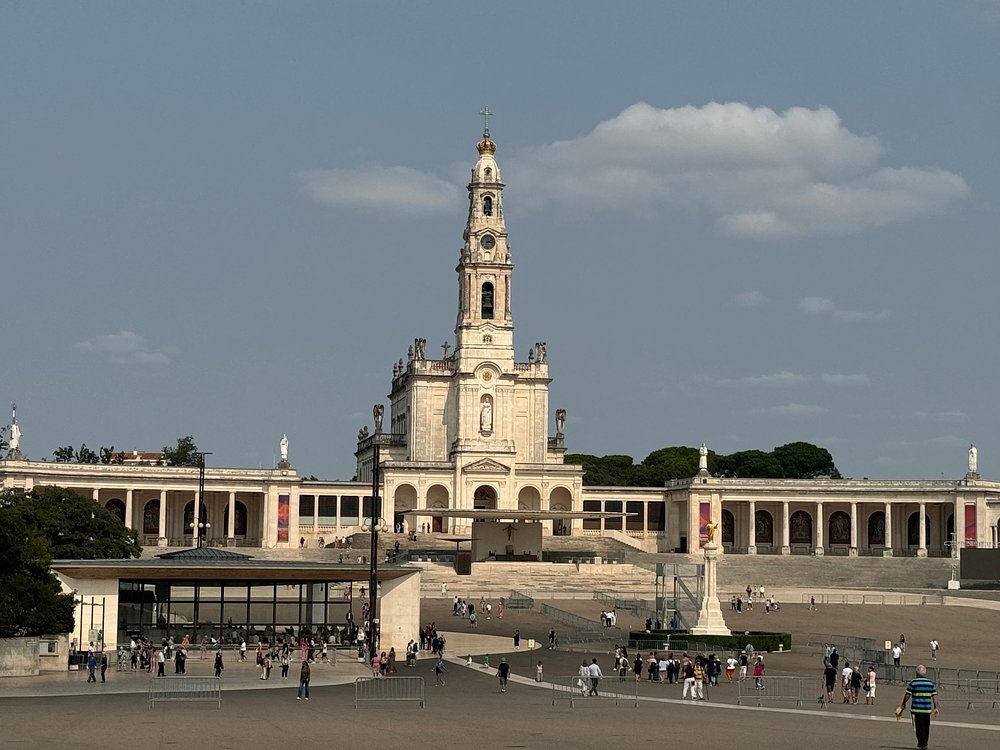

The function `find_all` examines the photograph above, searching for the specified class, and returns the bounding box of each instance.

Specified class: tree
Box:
[1,486,142,560]
[633,446,701,486]
[0,511,75,638]
[0,425,8,454]
[565,454,636,486]
[99,446,124,465]
[53,445,75,462]
[716,450,784,478]
[162,435,201,467]
[75,443,98,464]
[772,441,840,479]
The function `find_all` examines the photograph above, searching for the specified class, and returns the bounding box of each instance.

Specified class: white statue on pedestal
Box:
[280,434,288,463]
[8,403,21,452]
[969,443,978,474]
[698,442,708,472]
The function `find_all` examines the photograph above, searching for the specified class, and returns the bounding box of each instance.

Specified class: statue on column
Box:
[699,442,709,472]
[555,408,566,437]
[969,443,978,475]
[7,402,22,458]
[373,404,384,434]
[279,434,289,463]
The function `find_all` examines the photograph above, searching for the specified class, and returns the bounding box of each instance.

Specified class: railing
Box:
[736,675,803,706]
[354,676,425,708]
[551,674,638,707]
[148,676,222,709]
[507,590,535,609]
[593,592,656,618]
[800,593,945,606]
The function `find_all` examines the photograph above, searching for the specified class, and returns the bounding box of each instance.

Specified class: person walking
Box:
[497,657,510,692]
[214,650,224,678]
[865,665,877,705]
[548,629,556,649]
[930,639,939,661]
[513,629,520,649]
[433,656,448,685]
[100,653,108,683]
[897,664,939,750]
[587,658,603,696]
[86,652,97,683]
[535,660,543,682]
[297,660,311,700]
[156,647,165,677]
[280,650,290,679]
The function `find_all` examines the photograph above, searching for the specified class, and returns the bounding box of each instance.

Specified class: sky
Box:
[2,1,998,481]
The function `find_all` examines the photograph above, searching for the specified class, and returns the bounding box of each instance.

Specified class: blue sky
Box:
[2,1,998,480]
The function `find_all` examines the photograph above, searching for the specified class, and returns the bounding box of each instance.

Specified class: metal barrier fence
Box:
[148,676,222,709]
[593,592,656,618]
[737,675,803,706]
[551,674,639,707]
[507,590,535,609]
[800,593,945,606]
[354,676,425,708]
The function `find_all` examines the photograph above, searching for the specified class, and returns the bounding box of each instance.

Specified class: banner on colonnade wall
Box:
[699,501,710,546]
[965,503,977,548]
[278,494,290,543]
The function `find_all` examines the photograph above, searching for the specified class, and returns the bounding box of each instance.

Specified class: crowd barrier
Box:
[551,675,639,707]
[736,675,803,706]
[354,676,425,708]
[800,593,944,606]
[148,676,222,709]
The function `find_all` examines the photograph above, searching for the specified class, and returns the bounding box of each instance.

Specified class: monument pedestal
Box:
[690,542,731,636]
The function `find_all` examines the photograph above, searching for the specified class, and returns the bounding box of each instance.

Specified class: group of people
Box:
[729,584,779,613]
[452,596,505,625]
[369,647,398,677]
[599,609,618,627]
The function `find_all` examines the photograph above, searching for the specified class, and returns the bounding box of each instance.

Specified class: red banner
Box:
[699,501,711,546]
[964,504,977,548]
[277,494,290,543]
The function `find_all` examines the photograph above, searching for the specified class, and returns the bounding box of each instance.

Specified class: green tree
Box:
[1,486,141,560]
[716,449,785,478]
[53,445,75,462]
[162,435,201,467]
[772,441,840,479]
[74,443,99,464]
[633,446,701,486]
[565,454,636,486]
[0,511,75,637]
[99,446,123,465]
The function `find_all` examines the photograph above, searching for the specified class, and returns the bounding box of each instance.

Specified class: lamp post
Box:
[192,451,212,547]
[363,405,389,663]
[189,520,211,548]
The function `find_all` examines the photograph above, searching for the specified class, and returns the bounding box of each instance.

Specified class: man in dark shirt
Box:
[823,663,837,703]
[497,657,511,693]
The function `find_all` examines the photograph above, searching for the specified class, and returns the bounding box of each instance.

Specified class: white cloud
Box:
[299,166,460,215]
[76,331,170,365]
[734,290,769,307]
[509,102,969,238]
[821,373,871,386]
[749,403,828,417]
[799,296,888,321]
[717,371,808,387]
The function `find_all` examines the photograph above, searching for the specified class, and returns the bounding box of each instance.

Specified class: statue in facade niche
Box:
[480,399,493,433]
[555,408,566,436]
[373,404,384,434]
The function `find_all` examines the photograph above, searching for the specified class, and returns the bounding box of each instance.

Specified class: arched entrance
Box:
[427,484,450,533]
[517,486,541,512]
[549,486,573,536]
[755,510,774,547]
[184,501,210,541]
[393,484,418,533]
[105,498,126,525]
[907,512,930,548]
[142,499,160,536]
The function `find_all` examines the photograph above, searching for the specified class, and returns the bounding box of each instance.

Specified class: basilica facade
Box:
[3,128,1000,557]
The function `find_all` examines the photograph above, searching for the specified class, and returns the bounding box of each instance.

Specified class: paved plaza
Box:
[4,595,1000,749]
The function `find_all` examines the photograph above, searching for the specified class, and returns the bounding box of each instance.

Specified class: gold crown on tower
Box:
[476,133,497,155]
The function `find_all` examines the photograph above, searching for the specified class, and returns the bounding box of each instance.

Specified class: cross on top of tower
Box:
[479,105,494,136]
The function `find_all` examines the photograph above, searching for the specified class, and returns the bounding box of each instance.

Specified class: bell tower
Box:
[454,110,514,371]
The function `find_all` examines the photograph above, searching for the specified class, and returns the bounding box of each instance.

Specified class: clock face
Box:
[480,234,496,250]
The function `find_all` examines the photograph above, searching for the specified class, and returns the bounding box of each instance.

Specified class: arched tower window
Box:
[483,196,492,216]
[481,282,494,319]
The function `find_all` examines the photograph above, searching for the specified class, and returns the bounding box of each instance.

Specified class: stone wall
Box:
[0,637,40,677]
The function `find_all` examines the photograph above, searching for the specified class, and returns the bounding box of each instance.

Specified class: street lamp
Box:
[189,520,211,548]
[364,404,389,662]
[192,451,212,547]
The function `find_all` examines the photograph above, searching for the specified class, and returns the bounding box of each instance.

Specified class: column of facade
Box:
[158,489,168,547]
[780,501,790,555]
[92,488,100,504]
[917,501,927,557]
[952,496,962,558]
[192,487,201,545]
[227,491,236,545]
[815,501,825,556]
[884,502,893,557]
[748,500,757,554]
[850,502,858,557]
[125,489,134,531]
